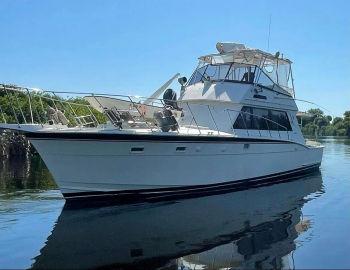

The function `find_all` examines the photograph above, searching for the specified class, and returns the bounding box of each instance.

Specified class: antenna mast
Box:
[267,14,272,52]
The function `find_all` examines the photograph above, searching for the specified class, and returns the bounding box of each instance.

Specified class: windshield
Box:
[188,61,294,96]
[189,64,257,84]
[188,63,274,89]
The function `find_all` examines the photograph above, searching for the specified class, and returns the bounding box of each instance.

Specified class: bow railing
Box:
[0,83,291,140]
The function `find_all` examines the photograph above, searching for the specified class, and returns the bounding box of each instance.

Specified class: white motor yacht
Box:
[0,42,323,201]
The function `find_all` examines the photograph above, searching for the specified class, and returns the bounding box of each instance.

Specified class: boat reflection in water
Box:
[32,174,323,270]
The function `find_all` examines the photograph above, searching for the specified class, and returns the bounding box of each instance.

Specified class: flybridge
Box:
[191,42,295,97]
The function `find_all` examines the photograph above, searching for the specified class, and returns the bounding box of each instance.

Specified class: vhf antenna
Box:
[267,14,272,52]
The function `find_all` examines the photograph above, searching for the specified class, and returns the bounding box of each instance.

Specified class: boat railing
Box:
[0,84,172,131]
[0,84,103,128]
[0,83,291,140]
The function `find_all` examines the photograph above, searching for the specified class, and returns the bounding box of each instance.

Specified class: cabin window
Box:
[252,108,269,130]
[233,107,251,129]
[233,106,292,131]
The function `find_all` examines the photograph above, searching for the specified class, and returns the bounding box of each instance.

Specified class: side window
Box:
[233,107,252,129]
[271,110,292,131]
[233,113,245,129]
[268,110,280,130]
[233,106,292,131]
[252,108,269,130]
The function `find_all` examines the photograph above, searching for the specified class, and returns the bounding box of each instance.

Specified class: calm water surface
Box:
[0,137,349,269]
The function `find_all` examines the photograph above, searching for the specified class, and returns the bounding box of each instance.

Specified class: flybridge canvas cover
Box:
[199,42,292,66]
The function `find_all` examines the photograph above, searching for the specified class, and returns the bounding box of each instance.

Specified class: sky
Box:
[0,0,349,117]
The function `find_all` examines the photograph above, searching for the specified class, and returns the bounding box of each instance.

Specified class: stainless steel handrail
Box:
[0,83,291,140]
[0,85,101,128]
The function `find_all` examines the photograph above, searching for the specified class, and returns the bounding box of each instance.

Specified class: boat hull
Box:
[26,133,323,201]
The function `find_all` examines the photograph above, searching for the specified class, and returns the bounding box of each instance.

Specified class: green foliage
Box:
[0,91,106,126]
[333,117,343,126]
[307,108,324,116]
[300,109,350,137]
[65,97,106,126]
[344,111,350,119]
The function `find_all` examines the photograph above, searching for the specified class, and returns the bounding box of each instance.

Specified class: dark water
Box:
[0,138,349,269]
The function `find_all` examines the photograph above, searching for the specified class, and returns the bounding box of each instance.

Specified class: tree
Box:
[343,111,350,137]
[344,111,350,119]
[333,117,343,125]
[308,108,324,117]
[299,108,350,137]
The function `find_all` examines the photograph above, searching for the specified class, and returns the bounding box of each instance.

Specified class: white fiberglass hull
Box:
[26,132,323,200]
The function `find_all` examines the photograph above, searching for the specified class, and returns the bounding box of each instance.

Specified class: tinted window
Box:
[269,110,292,131]
[252,108,269,130]
[233,106,292,131]
[233,113,246,129]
